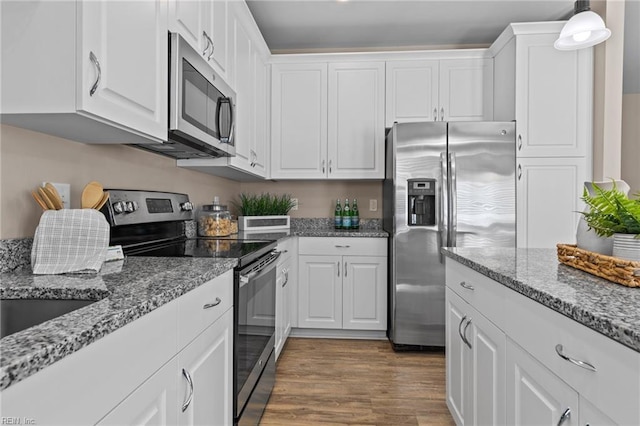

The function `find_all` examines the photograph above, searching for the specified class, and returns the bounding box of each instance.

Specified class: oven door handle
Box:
[239,251,281,286]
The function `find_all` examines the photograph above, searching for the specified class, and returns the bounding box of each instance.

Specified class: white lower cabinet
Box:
[297,238,387,331]
[178,309,233,426]
[506,339,578,426]
[446,288,505,426]
[276,254,294,359]
[445,259,640,426]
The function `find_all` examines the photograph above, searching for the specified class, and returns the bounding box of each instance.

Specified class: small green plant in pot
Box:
[581,182,640,261]
[234,193,296,231]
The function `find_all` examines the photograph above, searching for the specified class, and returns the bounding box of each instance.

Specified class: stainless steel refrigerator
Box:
[383,121,516,348]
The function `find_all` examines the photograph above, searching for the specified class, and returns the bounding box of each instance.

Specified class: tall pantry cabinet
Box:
[489,22,593,248]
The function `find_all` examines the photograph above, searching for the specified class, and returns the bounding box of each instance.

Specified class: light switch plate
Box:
[42,182,71,209]
[369,199,377,211]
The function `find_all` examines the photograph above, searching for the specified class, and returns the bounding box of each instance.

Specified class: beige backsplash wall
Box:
[240,180,383,219]
[0,124,240,239]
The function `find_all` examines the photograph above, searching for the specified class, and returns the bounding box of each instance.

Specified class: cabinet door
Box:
[385,60,440,126]
[439,58,493,122]
[328,62,385,179]
[468,305,506,426]
[342,256,387,330]
[168,0,204,55]
[271,63,328,179]
[580,397,618,426]
[252,52,268,176]
[276,256,293,360]
[517,157,586,248]
[207,0,229,80]
[80,0,167,141]
[515,34,592,157]
[506,339,578,426]
[178,309,233,426]
[97,359,179,426]
[298,255,342,329]
[229,11,254,173]
[446,289,469,426]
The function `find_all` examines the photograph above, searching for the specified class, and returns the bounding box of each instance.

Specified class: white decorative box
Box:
[238,215,290,231]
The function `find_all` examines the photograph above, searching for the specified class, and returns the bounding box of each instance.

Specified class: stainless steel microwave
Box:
[142,33,236,160]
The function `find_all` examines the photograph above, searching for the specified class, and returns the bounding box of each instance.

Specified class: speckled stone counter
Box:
[442,247,640,353]
[291,218,387,238]
[0,256,236,391]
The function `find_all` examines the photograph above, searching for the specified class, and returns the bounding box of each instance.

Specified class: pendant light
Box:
[554,0,611,50]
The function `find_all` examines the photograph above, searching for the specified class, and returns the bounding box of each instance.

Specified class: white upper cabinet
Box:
[386,57,493,126]
[271,63,329,179]
[491,24,593,158]
[168,0,229,81]
[328,62,385,179]
[1,0,167,144]
[271,61,385,180]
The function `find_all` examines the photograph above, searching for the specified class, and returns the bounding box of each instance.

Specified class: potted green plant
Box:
[581,181,640,261]
[233,193,296,231]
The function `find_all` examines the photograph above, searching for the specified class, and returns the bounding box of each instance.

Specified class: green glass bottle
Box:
[342,199,352,229]
[334,199,342,229]
[352,198,360,230]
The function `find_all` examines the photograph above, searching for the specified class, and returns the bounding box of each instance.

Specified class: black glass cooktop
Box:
[125,237,276,267]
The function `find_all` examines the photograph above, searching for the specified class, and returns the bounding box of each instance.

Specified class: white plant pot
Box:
[612,233,640,262]
[576,180,631,255]
[238,215,290,232]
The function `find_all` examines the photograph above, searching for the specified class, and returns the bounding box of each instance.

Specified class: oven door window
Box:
[236,264,276,395]
[182,58,227,141]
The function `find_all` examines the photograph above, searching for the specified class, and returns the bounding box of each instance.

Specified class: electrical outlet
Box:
[369,199,377,212]
[43,182,71,209]
[291,198,299,211]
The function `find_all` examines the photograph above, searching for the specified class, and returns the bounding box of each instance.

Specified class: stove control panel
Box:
[101,190,193,226]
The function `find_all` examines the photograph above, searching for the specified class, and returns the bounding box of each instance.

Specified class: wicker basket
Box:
[557,244,640,288]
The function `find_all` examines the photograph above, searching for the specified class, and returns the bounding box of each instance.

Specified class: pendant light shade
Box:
[555,0,611,50]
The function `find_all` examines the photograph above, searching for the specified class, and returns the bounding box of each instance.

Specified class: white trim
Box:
[290,328,387,340]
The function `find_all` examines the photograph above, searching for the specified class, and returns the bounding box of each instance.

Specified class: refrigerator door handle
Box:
[449,152,457,247]
[439,151,449,257]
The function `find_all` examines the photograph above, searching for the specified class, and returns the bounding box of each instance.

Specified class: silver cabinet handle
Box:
[459,281,475,291]
[433,108,438,121]
[517,164,522,181]
[555,344,597,372]
[250,149,256,167]
[204,31,214,61]
[329,159,332,174]
[458,315,467,345]
[203,297,222,309]
[517,134,522,151]
[322,159,325,174]
[344,261,347,277]
[181,368,194,412]
[557,407,571,426]
[462,318,472,349]
[440,107,445,121]
[89,51,101,96]
[337,261,340,277]
[334,245,351,248]
[283,269,289,287]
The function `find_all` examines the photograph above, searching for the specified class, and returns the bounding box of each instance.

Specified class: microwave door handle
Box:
[228,99,235,146]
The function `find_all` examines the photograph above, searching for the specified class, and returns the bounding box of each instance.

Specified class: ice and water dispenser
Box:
[408,178,436,226]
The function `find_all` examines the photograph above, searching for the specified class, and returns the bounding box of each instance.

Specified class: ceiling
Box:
[245,0,575,53]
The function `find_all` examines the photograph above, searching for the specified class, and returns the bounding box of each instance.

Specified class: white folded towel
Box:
[31,209,109,275]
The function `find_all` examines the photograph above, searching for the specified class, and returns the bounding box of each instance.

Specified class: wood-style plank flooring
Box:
[260,338,455,426]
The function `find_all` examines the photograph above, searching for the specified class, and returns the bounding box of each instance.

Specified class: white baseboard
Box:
[289,328,388,340]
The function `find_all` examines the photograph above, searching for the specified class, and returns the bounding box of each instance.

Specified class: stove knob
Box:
[124,201,138,213]
[180,201,194,212]
[112,201,125,214]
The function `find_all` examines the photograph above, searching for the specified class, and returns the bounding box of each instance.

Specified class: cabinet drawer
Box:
[505,289,640,426]
[298,237,386,256]
[445,260,506,330]
[178,270,233,350]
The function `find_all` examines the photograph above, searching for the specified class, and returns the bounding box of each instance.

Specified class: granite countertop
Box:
[0,256,236,391]
[442,247,640,353]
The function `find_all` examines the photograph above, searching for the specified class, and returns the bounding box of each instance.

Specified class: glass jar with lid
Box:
[197,196,232,237]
